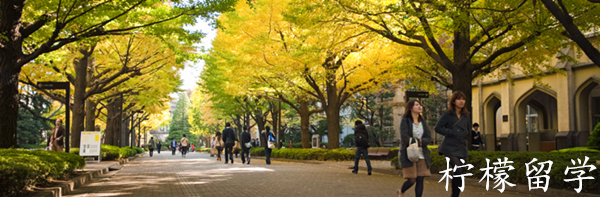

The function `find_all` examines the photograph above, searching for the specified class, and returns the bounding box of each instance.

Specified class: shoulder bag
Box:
[407,138,420,163]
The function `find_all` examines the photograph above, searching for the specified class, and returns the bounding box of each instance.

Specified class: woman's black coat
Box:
[434,110,472,158]
[399,116,432,169]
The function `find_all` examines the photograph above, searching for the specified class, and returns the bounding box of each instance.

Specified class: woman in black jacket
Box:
[398,100,431,197]
[435,91,472,197]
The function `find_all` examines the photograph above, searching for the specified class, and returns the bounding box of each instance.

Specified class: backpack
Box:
[355,133,369,148]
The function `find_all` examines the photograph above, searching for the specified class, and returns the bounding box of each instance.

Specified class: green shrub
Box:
[0,149,85,197]
[198,148,211,152]
[391,149,600,193]
[250,147,355,161]
[128,147,144,154]
[293,142,303,148]
[71,145,142,161]
[588,122,600,150]
[17,144,47,149]
[551,147,600,153]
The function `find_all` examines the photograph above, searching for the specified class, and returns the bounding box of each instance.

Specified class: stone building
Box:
[472,39,600,152]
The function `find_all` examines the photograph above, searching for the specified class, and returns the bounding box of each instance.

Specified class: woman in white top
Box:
[398,100,432,197]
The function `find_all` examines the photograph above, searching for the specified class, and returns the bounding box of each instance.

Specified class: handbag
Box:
[267,132,276,149]
[234,141,241,150]
[407,138,420,163]
[245,142,252,148]
[210,147,218,155]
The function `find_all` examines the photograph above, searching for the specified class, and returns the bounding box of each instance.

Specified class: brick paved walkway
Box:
[64,152,542,197]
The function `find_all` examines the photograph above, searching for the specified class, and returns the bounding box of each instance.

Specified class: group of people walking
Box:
[209,123,276,165]
[145,135,192,158]
[142,91,478,197]
[349,91,478,197]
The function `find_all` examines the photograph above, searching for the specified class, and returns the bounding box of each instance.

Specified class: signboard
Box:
[38,82,70,89]
[79,131,102,158]
[405,91,430,98]
[312,134,320,149]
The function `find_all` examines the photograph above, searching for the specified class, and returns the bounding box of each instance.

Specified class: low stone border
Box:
[29,153,143,197]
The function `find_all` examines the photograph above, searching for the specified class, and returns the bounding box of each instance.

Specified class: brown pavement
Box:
[64,151,542,197]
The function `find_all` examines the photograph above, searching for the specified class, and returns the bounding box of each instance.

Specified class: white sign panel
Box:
[79,131,101,156]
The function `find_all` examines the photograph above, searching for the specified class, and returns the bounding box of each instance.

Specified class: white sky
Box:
[179,18,217,92]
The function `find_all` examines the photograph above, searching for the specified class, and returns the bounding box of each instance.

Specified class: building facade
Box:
[472,41,600,152]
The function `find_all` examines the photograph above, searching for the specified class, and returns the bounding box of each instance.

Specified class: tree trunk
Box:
[0,0,25,148]
[71,48,93,148]
[299,101,312,148]
[255,110,267,147]
[325,79,341,149]
[270,101,280,147]
[0,63,20,148]
[104,97,123,146]
[452,69,473,150]
[105,100,115,145]
[85,99,96,131]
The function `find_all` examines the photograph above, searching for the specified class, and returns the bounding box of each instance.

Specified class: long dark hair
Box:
[215,131,222,140]
[403,99,424,122]
[448,91,470,115]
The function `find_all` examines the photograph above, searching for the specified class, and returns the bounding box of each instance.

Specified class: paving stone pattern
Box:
[64,152,541,197]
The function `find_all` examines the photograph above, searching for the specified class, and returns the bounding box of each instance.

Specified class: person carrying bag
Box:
[180,134,189,158]
[398,100,432,197]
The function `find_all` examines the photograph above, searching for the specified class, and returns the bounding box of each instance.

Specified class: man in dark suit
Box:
[156,141,162,154]
[241,126,252,164]
[50,119,65,152]
[222,123,237,164]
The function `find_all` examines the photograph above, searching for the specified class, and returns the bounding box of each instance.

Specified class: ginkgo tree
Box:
[20,34,186,147]
[206,0,409,148]
[289,0,592,117]
[0,0,237,148]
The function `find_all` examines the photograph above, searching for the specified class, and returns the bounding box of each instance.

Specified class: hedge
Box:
[0,149,85,197]
[198,148,211,152]
[70,145,138,161]
[250,147,356,161]
[391,149,600,194]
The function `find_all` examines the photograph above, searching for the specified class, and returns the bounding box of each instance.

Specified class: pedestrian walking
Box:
[434,91,472,197]
[148,137,156,157]
[49,119,65,152]
[288,140,293,149]
[191,144,195,152]
[222,123,237,164]
[241,126,252,164]
[210,136,216,157]
[215,131,224,161]
[263,126,275,165]
[471,123,485,151]
[181,134,190,158]
[352,120,372,175]
[398,100,432,197]
[170,138,177,155]
[156,141,162,154]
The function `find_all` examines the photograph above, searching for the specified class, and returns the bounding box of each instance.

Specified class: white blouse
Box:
[412,122,425,159]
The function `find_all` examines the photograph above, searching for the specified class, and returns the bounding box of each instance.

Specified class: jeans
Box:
[149,148,154,157]
[171,147,176,155]
[241,148,250,163]
[353,147,372,172]
[265,148,272,164]
[224,146,234,163]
